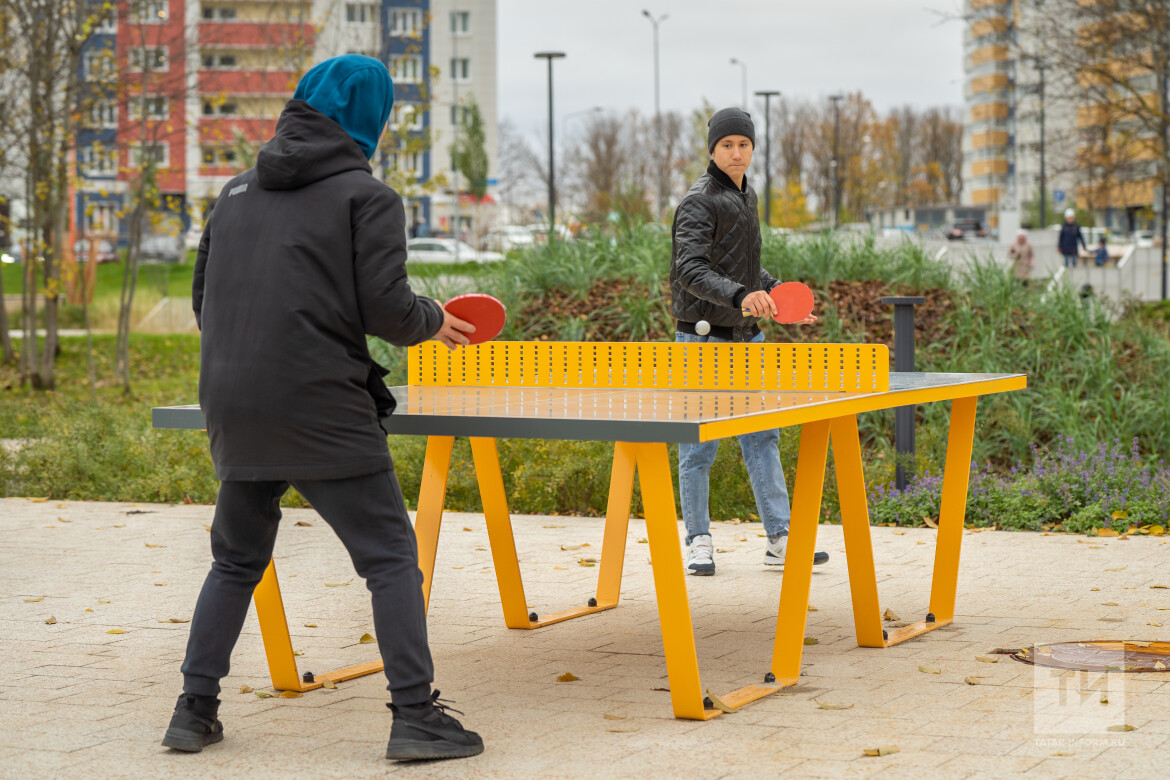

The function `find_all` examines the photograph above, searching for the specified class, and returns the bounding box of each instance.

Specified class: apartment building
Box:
[74,0,497,244]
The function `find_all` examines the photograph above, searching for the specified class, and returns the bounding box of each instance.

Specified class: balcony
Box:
[199,70,299,96]
[198,21,315,48]
[198,117,278,143]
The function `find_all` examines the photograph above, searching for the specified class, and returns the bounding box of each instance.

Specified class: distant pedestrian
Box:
[1058,208,1086,269]
[1094,237,1110,267]
[1007,230,1034,285]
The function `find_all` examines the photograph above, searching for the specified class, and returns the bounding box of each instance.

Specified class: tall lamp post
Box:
[534,51,565,247]
[829,93,844,229]
[730,57,747,110]
[642,10,668,219]
[755,90,780,227]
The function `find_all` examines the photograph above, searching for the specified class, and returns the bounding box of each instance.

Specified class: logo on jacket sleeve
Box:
[229,183,248,197]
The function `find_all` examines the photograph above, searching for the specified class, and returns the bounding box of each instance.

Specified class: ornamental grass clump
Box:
[869,437,1170,534]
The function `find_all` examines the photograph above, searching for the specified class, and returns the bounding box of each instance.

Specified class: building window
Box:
[82,50,116,82]
[128,47,168,72]
[86,202,119,233]
[391,55,422,84]
[94,11,117,33]
[450,58,470,82]
[201,146,239,166]
[450,11,470,34]
[201,5,237,20]
[389,8,420,35]
[449,105,471,126]
[88,99,117,128]
[80,146,118,176]
[129,1,168,23]
[393,103,423,131]
[391,152,422,175]
[201,100,238,116]
[129,143,169,169]
[345,2,377,24]
[201,52,238,68]
[129,95,168,120]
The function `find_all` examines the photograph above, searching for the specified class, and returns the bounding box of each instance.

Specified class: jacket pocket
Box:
[365,360,397,419]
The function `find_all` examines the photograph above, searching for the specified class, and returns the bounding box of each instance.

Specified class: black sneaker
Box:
[385,690,484,761]
[162,693,224,753]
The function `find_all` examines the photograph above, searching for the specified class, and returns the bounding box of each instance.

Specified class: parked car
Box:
[1130,230,1155,248]
[946,219,987,240]
[139,233,185,264]
[482,225,535,252]
[73,238,117,263]
[406,238,504,264]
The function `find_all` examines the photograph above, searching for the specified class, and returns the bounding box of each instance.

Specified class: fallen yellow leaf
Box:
[98,599,110,604]
[280,691,302,698]
[159,618,190,624]
[1148,622,1163,627]
[255,691,273,699]
[29,497,48,502]
[803,637,819,645]
[883,608,900,621]
[321,678,337,689]
[975,656,999,664]
[84,608,93,613]
[964,676,988,685]
[1104,566,1127,572]
[359,633,375,644]
[560,543,590,551]
[106,629,127,634]
[603,714,626,720]
[304,623,317,628]
[636,538,648,543]
[45,616,56,625]
[24,597,44,603]
[295,521,312,527]
[144,543,165,548]
[863,745,900,757]
[814,699,854,710]
[807,605,818,612]
[557,672,579,682]
[1102,602,1119,606]
[891,529,906,535]
[578,558,597,567]
[918,665,941,674]
[1156,660,1167,670]
[292,650,303,657]
[239,685,253,694]
[1106,724,1134,732]
[1096,529,1119,538]
[553,566,567,570]
[542,524,566,528]
[1151,585,1170,589]
[1051,751,1074,756]
[58,517,71,523]
[706,690,739,713]
[325,580,352,587]
[607,728,639,733]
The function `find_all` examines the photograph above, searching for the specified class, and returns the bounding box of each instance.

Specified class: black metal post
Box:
[535,52,565,246]
[882,295,925,491]
[756,90,779,227]
[829,94,843,229]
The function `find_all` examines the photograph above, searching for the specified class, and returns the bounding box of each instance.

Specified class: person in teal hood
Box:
[164,55,483,762]
[292,54,394,159]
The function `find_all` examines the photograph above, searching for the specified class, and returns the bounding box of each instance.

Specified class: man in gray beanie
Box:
[669,107,828,577]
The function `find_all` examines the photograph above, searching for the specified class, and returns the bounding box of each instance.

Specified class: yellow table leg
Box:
[415,435,454,613]
[829,415,885,648]
[253,559,303,692]
[634,441,711,720]
[470,437,533,628]
[769,420,831,684]
[595,442,636,606]
[928,396,979,623]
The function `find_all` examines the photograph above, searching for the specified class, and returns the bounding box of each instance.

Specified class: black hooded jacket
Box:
[193,100,443,481]
[670,160,778,341]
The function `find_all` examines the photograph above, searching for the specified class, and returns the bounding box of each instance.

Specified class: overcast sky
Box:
[497,0,966,139]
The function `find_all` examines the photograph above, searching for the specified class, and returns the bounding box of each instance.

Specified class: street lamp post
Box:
[1161,55,1168,300]
[534,51,566,247]
[1034,60,1047,229]
[642,10,668,219]
[755,90,780,227]
[730,58,747,110]
[829,93,844,229]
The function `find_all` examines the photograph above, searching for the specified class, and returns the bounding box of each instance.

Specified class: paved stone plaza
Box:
[2,496,1169,778]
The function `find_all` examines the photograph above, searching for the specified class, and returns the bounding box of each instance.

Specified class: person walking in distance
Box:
[670,107,830,577]
[1058,208,1087,269]
[1008,229,1034,286]
[162,55,483,763]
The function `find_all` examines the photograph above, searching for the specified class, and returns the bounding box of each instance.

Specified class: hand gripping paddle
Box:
[741,281,815,324]
[443,293,507,345]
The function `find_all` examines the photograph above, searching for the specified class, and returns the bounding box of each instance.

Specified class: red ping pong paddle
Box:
[443,293,507,345]
[741,281,815,324]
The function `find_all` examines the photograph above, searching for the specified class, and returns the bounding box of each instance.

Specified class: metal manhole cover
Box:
[1013,641,1170,672]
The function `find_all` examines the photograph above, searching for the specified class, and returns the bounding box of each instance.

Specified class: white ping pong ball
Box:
[695,320,710,336]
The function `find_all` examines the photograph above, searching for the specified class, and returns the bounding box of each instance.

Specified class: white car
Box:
[482,225,535,252]
[406,238,504,264]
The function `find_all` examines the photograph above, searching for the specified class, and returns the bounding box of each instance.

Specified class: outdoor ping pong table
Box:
[153,341,1026,720]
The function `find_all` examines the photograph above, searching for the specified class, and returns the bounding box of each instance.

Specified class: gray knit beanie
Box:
[707,107,755,153]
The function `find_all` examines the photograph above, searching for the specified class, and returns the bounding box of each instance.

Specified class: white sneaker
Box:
[763,535,830,567]
[686,534,715,576]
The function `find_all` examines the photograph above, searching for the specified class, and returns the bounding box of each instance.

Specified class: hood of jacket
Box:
[291,54,393,159]
[256,100,373,191]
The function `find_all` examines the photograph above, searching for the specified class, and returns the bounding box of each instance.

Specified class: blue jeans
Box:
[675,331,791,542]
[1063,253,1078,268]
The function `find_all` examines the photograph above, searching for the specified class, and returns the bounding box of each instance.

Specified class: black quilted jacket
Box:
[670,161,778,340]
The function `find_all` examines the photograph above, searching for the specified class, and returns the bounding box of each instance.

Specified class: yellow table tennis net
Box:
[408,342,889,393]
